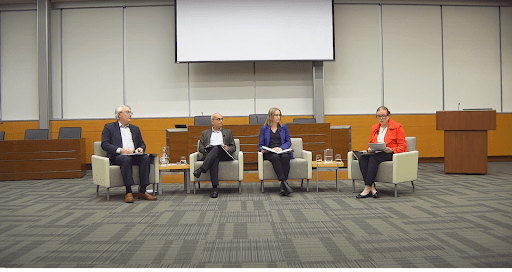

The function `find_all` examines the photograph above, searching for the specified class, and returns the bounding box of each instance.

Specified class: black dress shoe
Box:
[372,192,379,198]
[356,192,371,199]
[210,189,218,198]
[281,181,293,196]
[279,184,286,196]
[193,168,202,179]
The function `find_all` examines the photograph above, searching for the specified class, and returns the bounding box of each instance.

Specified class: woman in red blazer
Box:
[357,106,407,199]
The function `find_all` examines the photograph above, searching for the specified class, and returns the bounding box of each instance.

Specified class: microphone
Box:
[458,103,460,111]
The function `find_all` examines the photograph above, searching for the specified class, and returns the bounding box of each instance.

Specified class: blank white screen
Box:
[176,0,334,62]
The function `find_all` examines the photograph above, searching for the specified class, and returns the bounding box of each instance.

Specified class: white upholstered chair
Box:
[348,136,419,197]
[91,141,159,200]
[258,138,312,193]
[189,139,244,193]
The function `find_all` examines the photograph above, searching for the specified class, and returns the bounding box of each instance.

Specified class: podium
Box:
[436,110,496,174]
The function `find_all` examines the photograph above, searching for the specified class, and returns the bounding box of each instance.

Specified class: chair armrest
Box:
[237,151,244,181]
[151,154,160,184]
[392,150,419,183]
[302,150,313,179]
[347,151,354,179]
[189,152,199,181]
[258,151,264,180]
[91,155,111,187]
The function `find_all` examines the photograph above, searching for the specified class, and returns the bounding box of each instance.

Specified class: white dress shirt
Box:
[117,121,135,153]
[210,128,224,146]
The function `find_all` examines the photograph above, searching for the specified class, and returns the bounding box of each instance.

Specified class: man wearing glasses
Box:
[101,105,157,203]
[193,113,236,198]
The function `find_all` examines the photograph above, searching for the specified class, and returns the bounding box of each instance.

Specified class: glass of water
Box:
[316,154,322,164]
[159,146,169,165]
[324,149,333,163]
[180,156,187,165]
[335,154,342,164]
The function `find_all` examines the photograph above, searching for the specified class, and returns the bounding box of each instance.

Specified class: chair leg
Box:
[394,184,398,197]
[261,180,264,193]
[411,181,415,192]
[152,184,156,196]
[96,185,99,196]
[301,179,304,187]
[198,181,201,188]
[107,188,110,201]
[238,181,242,193]
[306,179,309,192]
[352,180,355,193]
[193,181,196,194]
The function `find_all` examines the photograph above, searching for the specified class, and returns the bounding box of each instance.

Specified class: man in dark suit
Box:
[193,113,236,198]
[101,105,157,203]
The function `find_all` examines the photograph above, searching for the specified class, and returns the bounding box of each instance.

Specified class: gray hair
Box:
[211,113,221,121]
[115,105,131,120]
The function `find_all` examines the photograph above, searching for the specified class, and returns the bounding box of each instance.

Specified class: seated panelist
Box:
[258,107,294,196]
[193,113,236,198]
[356,106,407,199]
[101,105,157,203]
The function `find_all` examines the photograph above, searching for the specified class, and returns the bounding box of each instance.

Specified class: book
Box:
[205,145,234,161]
[261,146,293,154]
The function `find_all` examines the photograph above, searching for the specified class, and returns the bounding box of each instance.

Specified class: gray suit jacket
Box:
[198,127,235,158]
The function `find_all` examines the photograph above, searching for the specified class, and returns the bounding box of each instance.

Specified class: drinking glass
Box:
[335,154,342,164]
[316,154,322,164]
[324,148,333,163]
[159,146,169,165]
[180,156,187,165]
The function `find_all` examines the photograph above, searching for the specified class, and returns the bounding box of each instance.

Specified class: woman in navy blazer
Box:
[259,107,294,196]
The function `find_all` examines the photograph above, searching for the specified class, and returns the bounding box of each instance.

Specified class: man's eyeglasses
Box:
[376,115,388,119]
[214,118,224,121]
[124,111,133,115]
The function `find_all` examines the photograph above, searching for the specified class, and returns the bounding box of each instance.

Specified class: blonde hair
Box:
[264,107,284,126]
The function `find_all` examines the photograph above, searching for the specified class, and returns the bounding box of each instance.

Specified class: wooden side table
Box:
[159,164,191,194]
[312,161,345,192]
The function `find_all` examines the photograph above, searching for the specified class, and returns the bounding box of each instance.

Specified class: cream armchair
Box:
[91,141,159,200]
[348,136,419,197]
[258,138,312,193]
[189,139,244,193]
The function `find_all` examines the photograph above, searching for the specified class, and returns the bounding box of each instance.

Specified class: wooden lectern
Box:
[436,110,496,174]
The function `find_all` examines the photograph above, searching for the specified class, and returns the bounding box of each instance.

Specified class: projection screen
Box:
[175,0,334,62]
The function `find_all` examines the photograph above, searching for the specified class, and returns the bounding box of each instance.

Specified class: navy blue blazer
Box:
[101,121,146,161]
[258,124,293,159]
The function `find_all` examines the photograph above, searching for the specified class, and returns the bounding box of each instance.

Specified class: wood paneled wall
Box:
[326,113,512,158]
[1,113,510,166]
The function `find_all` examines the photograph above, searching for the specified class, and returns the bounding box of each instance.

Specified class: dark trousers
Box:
[358,152,393,186]
[264,152,291,181]
[201,146,231,186]
[112,154,151,192]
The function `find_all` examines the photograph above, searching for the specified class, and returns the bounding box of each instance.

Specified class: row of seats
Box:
[0,118,315,141]
[0,127,82,140]
[92,136,418,200]
[194,115,316,126]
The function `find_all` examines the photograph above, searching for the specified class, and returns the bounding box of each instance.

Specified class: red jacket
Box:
[369,118,407,154]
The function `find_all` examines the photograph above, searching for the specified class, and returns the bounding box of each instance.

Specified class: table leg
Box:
[184,169,190,193]
[336,168,339,192]
[159,172,163,195]
[316,167,319,192]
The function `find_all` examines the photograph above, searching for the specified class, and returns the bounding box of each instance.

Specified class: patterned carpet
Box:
[1,162,511,268]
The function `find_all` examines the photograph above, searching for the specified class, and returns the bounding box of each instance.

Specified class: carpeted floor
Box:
[1,162,511,268]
